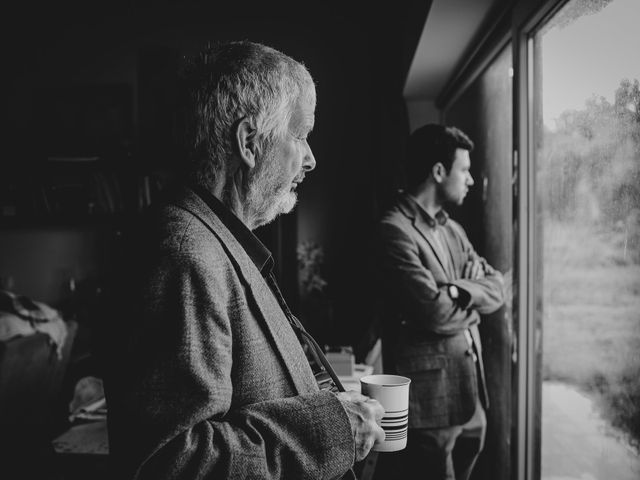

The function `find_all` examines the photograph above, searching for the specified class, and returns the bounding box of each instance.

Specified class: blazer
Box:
[377,193,504,429]
[104,187,354,480]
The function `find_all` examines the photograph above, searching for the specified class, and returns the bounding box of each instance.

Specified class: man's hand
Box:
[463,260,485,279]
[335,390,385,462]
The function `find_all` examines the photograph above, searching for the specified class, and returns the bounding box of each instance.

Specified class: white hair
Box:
[179,41,315,189]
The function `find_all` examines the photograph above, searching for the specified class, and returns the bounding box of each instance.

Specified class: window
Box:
[531,1,640,478]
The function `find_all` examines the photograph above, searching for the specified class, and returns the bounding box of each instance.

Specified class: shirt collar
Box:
[192,185,274,274]
[406,194,449,227]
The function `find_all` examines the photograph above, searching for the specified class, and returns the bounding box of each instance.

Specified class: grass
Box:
[542,220,640,450]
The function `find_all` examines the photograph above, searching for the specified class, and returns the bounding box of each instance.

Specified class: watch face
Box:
[449,285,459,299]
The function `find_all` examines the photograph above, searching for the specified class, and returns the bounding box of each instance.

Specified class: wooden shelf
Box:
[0,156,172,229]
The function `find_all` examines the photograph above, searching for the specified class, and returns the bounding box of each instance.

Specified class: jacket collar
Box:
[397,192,449,227]
[397,191,453,276]
[168,185,317,395]
[190,185,274,274]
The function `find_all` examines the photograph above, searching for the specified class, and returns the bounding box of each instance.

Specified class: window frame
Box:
[438,1,573,479]
[515,2,571,479]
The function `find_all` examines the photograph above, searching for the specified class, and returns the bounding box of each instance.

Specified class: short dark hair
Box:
[405,124,474,190]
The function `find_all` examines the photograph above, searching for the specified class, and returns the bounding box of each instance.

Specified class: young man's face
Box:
[248,90,316,227]
[439,148,474,205]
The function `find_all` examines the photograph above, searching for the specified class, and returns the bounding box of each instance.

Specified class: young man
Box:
[102,41,384,480]
[377,124,505,480]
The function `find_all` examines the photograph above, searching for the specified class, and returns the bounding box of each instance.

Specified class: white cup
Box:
[360,374,411,452]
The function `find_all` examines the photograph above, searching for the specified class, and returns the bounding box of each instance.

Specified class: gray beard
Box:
[243,148,298,229]
[248,185,297,229]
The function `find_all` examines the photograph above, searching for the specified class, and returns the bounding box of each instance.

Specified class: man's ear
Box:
[432,162,446,183]
[235,118,259,170]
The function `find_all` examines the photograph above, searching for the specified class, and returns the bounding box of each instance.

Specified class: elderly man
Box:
[376,124,505,480]
[103,41,383,480]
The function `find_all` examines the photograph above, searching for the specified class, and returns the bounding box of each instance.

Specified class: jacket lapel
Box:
[175,187,316,395]
[440,225,464,277]
[398,195,450,277]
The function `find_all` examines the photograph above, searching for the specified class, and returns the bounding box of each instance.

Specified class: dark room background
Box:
[2,0,430,360]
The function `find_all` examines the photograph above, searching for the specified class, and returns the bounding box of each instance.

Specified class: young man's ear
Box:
[235,118,259,170]
[432,162,447,183]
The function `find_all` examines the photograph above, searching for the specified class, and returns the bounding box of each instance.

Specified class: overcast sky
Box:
[542,0,640,128]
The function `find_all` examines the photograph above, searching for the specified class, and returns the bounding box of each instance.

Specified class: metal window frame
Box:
[439,0,572,478]
[514,1,570,479]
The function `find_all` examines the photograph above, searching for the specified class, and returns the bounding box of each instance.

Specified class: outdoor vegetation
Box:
[540,78,640,450]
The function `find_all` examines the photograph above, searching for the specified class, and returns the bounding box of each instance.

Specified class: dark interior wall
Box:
[0,228,112,305]
[3,1,429,354]
[317,1,432,355]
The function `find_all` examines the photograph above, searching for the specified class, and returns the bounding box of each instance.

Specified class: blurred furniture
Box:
[52,374,109,478]
[0,320,77,432]
[335,339,382,392]
[326,346,356,377]
[0,320,77,479]
[53,419,109,480]
[338,363,375,393]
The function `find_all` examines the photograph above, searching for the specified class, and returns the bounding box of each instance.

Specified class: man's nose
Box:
[467,173,474,186]
[303,142,316,172]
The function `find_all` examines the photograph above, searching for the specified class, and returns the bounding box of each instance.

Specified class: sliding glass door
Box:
[530,1,640,478]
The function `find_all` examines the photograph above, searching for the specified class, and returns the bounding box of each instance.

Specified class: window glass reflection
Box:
[534,1,640,478]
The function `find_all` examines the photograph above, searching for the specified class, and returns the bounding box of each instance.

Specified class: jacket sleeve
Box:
[378,220,475,335]
[109,249,354,480]
[448,221,505,315]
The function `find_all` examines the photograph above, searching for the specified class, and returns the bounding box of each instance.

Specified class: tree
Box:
[541,79,640,230]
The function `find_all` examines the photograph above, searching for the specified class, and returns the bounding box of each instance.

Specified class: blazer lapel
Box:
[398,195,450,277]
[414,216,451,276]
[176,188,316,395]
[440,225,464,278]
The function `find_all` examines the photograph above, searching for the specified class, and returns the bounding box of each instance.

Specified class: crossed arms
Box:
[378,219,505,336]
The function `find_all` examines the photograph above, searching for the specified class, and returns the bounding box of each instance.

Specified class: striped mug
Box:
[360,374,411,452]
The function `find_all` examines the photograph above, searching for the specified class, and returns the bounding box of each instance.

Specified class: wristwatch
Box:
[448,284,459,301]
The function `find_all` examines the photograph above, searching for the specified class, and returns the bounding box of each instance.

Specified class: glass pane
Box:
[445,44,513,480]
[533,1,640,478]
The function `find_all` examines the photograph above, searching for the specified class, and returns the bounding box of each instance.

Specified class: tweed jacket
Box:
[104,187,354,480]
[377,192,504,429]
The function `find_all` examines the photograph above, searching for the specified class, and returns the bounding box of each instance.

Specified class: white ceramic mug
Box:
[360,374,411,452]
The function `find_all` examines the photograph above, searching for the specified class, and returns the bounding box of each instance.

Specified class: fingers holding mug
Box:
[336,391,386,461]
[360,375,411,452]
